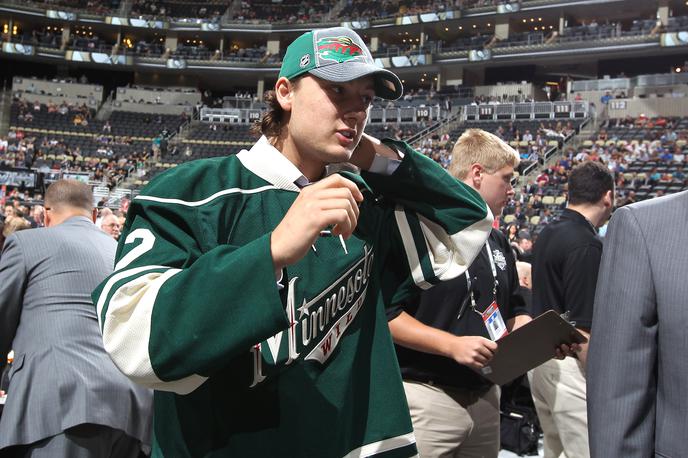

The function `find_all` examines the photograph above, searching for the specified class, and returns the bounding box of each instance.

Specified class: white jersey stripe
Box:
[394,206,494,290]
[394,206,435,290]
[134,184,278,207]
[98,266,208,394]
[341,432,416,458]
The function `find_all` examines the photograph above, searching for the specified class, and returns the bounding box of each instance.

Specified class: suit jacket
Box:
[588,191,688,458]
[0,216,152,449]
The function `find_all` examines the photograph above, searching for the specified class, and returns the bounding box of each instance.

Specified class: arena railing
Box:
[199,105,446,125]
[463,102,590,121]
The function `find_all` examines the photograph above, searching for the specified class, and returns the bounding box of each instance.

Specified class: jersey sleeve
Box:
[92,181,289,395]
[359,139,493,304]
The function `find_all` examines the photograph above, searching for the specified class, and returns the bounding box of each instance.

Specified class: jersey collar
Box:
[237,136,305,192]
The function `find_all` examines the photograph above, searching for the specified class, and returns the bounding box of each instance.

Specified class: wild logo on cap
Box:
[278,27,404,100]
[316,37,364,63]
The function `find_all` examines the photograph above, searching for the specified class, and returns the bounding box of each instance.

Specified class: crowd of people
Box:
[0,188,125,251]
[0,100,686,458]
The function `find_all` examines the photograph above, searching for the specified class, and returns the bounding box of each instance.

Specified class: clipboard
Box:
[474,310,588,386]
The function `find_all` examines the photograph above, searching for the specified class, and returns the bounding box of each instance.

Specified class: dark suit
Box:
[588,191,688,458]
[0,216,152,454]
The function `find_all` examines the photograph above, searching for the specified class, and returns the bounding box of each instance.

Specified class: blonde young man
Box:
[92,27,493,457]
[388,129,532,457]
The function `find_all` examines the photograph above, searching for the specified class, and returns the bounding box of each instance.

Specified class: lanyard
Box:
[461,241,499,318]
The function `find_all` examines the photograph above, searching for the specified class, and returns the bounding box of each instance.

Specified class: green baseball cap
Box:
[278,27,403,101]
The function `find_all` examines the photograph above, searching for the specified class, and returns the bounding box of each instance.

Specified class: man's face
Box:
[101,215,121,240]
[479,165,515,217]
[284,75,374,174]
[4,206,14,218]
[519,238,533,252]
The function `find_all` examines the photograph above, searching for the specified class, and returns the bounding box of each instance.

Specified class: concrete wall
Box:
[12,77,103,100]
[116,86,201,106]
[605,96,688,118]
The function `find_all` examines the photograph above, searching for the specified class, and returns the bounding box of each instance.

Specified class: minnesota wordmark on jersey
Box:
[251,245,374,387]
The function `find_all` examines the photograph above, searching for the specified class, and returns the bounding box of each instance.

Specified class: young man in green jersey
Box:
[93,27,493,457]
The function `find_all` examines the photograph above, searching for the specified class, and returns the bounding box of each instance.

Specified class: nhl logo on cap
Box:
[299,54,310,68]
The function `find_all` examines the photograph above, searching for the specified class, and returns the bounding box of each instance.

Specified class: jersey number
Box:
[115,228,156,270]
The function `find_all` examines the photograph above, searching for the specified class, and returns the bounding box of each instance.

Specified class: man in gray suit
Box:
[0,180,152,457]
[588,191,688,458]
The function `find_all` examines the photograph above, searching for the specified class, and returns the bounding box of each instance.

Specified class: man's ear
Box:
[469,163,483,187]
[275,77,295,112]
[603,189,614,208]
[92,208,98,223]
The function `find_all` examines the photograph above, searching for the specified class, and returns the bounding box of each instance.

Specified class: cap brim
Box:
[309,61,403,101]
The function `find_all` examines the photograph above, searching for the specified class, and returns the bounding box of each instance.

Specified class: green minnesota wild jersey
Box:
[93,136,492,457]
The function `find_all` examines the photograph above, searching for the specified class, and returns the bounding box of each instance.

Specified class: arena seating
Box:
[233,0,329,24]
[131,0,227,20]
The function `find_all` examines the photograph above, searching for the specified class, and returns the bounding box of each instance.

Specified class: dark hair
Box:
[250,90,283,138]
[251,78,301,138]
[568,161,614,205]
[45,179,93,212]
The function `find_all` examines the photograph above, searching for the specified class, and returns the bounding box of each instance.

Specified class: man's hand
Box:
[349,133,401,171]
[447,336,498,370]
[271,175,363,271]
[554,342,581,359]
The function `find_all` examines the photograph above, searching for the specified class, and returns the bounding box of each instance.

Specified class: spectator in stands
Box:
[514,230,533,263]
[540,208,554,225]
[29,205,45,228]
[529,161,615,458]
[600,91,613,105]
[506,222,519,243]
[2,215,31,239]
[2,205,15,220]
[387,128,530,458]
[99,213,121,240]
[532,194,544,212]
[0,180,153,456]
[92,26,491,458]
[513,202,527,224]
